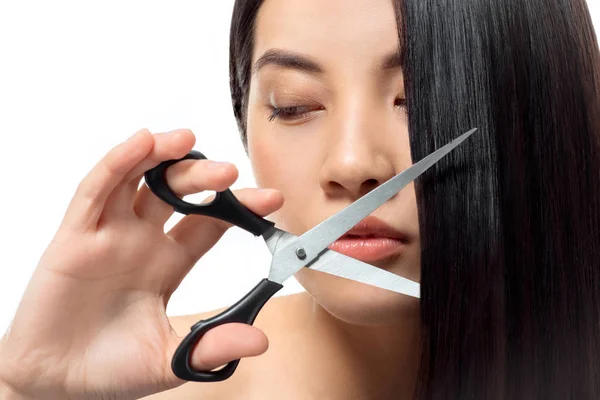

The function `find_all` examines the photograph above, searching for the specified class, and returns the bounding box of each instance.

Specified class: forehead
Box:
[253,0,400,70]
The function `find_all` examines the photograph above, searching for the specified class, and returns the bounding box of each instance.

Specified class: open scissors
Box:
[144,127,477,382]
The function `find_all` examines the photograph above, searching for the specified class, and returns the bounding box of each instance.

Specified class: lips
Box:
[327,216,409,263]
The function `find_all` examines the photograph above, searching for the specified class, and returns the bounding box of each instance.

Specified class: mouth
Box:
[327,215,409,263]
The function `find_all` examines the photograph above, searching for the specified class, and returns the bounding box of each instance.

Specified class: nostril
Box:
[328,181,345,191]
[362,178,379,191]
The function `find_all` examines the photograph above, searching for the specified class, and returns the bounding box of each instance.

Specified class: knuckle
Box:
[101,151,128,177]
[168,161,209,196]
[185,169,205,193]
[74,180,98,207]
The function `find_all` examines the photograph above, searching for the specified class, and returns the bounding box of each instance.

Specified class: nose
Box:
[318,99,397,199]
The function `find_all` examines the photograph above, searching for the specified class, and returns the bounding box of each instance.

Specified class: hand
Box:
[0,129,284,400]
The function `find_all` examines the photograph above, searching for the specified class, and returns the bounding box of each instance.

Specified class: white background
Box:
[0,1,599,335]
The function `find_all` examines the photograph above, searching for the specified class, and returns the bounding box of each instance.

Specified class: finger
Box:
[190,323,269,371]
[101,129,196,221]
[61,129,154,232]
[133,159,239,226]
[166,323,268,384]
[162,188,283,293]
[168,188,283,254]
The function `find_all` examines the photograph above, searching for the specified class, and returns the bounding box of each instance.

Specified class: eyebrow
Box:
[252,48,404,76]
[380,49,403,70]
[253,49,323,75]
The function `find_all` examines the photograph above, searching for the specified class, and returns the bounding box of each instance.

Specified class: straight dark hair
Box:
[229,0,600,398]
[403,0,600,398]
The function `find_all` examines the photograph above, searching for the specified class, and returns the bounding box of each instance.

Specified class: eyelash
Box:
[268,96,406,122]
[268,106,314,122]
[395,97,407,109]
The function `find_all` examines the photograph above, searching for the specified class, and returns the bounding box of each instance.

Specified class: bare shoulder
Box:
[142,291,310,400]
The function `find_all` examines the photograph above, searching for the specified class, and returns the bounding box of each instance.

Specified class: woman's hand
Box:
[0,129,283,400]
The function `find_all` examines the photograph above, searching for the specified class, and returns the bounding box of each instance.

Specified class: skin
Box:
[0,0,421,399]
[152,0,422,398]
[248,0,421,325]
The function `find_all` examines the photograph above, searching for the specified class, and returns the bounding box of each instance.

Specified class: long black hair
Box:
[229,0,600,398]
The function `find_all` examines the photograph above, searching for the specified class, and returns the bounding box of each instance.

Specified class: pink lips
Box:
[327,216,408,262]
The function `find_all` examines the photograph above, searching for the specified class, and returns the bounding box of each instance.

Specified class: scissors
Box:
[144,127,478,382]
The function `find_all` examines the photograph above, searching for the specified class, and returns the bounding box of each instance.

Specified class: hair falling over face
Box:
[229,0,600,398]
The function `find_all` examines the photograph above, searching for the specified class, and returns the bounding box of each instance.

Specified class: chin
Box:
[295,267,420,326]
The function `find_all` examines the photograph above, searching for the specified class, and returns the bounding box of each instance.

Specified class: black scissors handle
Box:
[143,150,275,236]
[171,278,283,381]
[144,151,281,381]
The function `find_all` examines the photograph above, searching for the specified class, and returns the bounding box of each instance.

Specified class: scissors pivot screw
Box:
[295,248,307,260]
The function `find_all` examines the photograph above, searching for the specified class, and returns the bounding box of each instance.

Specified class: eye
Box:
[268,105,324,122]
[394,96,407,109]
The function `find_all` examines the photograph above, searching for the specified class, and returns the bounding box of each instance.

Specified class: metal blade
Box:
[263,228,419,297]
[263,228,296,259]
[270,128,477,277]
[308,248,420,297]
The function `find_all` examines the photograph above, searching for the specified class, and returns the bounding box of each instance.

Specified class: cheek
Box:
[247,128,323,234]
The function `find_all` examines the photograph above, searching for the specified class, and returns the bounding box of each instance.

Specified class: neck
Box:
[284,293,422,399]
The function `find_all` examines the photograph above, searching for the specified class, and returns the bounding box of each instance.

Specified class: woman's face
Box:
[246,0,420,325]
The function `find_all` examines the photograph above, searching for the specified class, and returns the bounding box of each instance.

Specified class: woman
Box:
[1,0,599,398]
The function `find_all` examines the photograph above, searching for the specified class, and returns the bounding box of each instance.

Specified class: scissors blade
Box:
[263,228,297,260]
[307,249,420,297]
[269,128,477,279]
[263,228,419,297]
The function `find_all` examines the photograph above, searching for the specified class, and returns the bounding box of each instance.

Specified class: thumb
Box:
[165,322,269,385]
